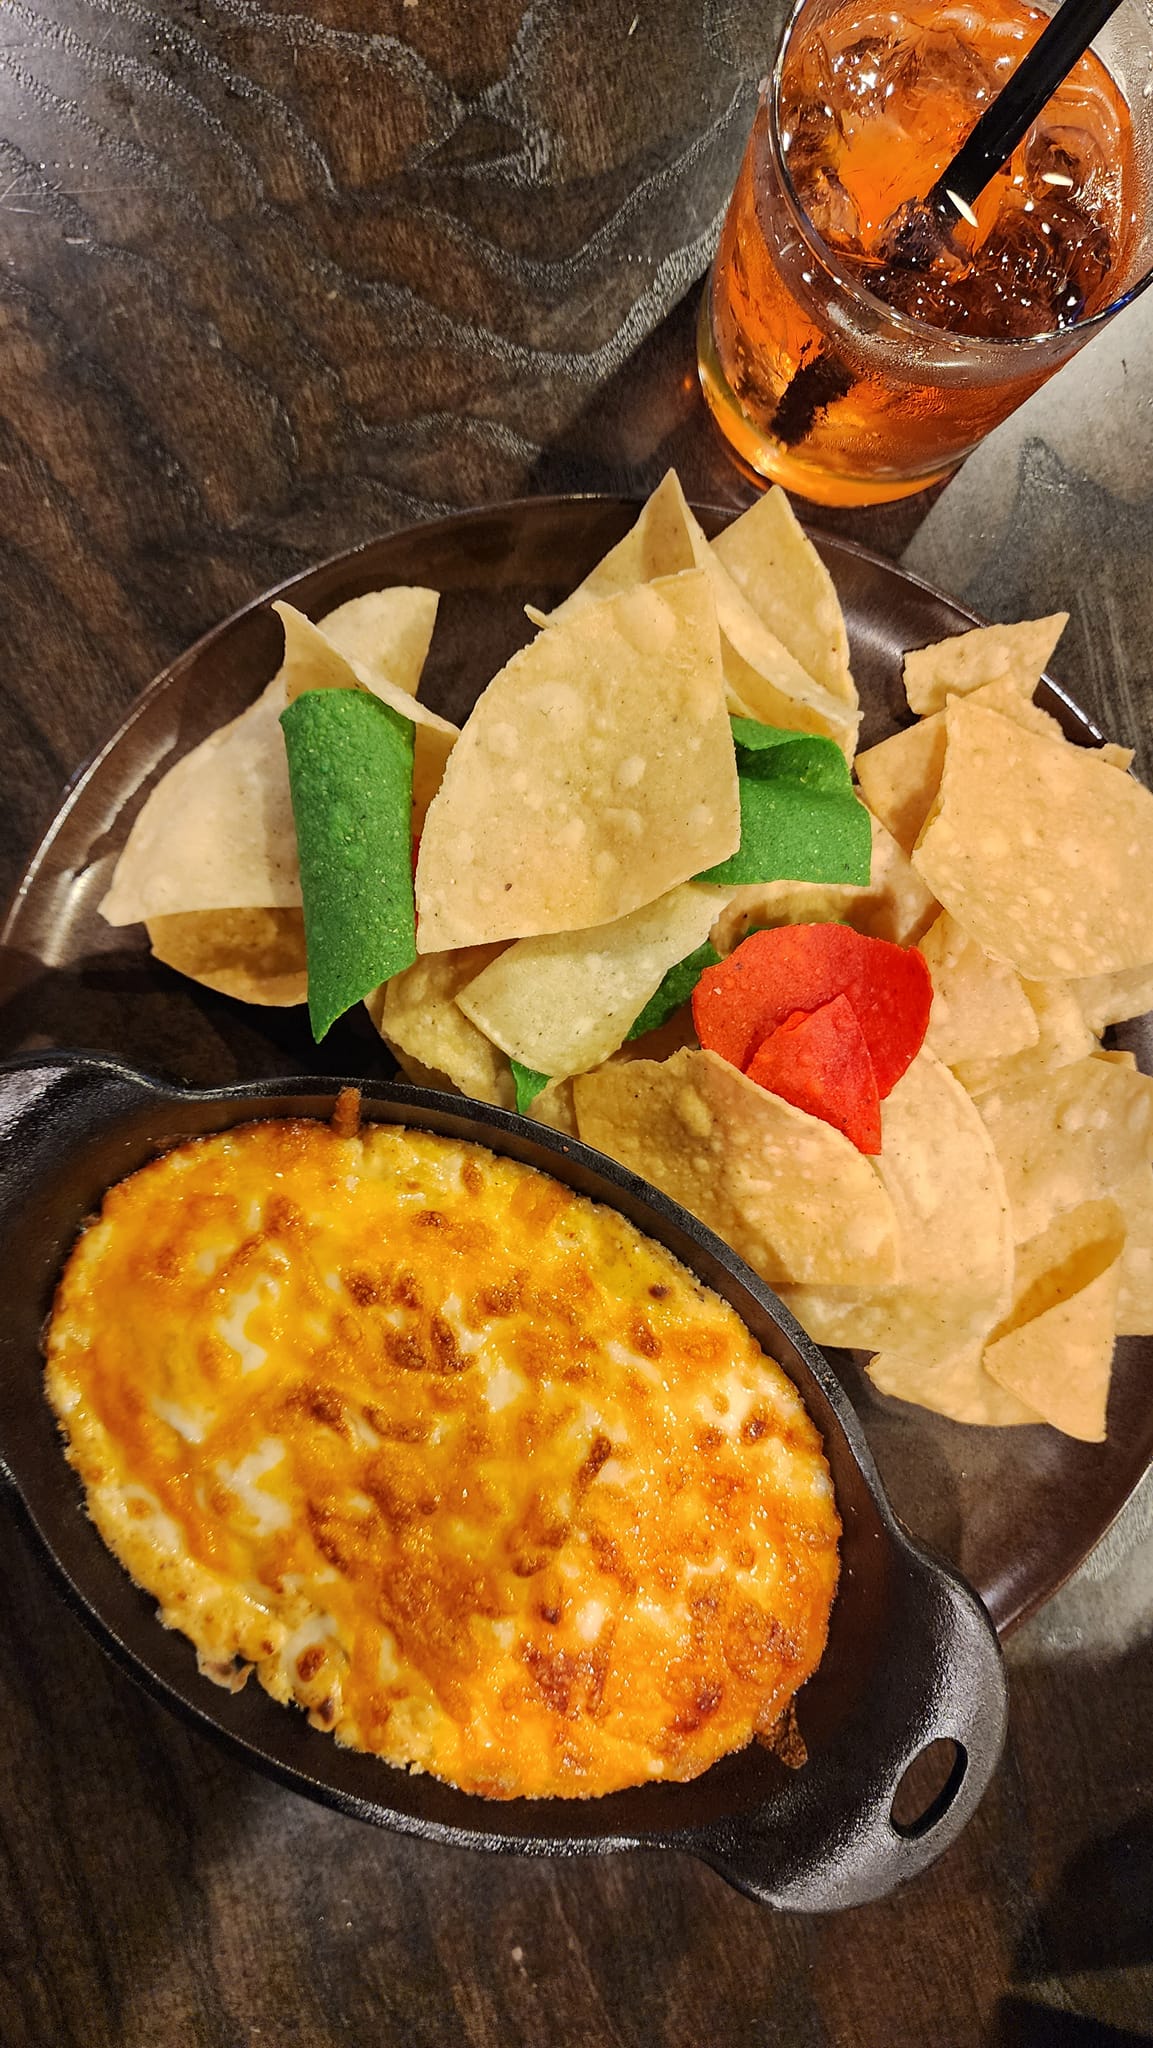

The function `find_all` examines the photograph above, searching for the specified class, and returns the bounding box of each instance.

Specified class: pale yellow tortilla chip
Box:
[369,945,515,1109]
[101,678,301,924]
[711,586,860,760]
[415,572,739,952]
[979,1056,1153,1242]
[984,1258,1121,1441]
[779,1049,1013,1356]
[1117,1167,1153,1335]
[710,811,938,955]
[712,486,855,705]
[1074,962,1153,1035]
[1001,1198,1125,1329]
[456,884,723,1078]
[545,474,859,756]
[147,907,307,1005]
[546,471,700,620]
[527,1079,578,1137]
[869,1196,1125,1428]
[316,587,438,698]
[274,602,457,830]
[902,614,1067,716]
[920,910,1038,1068]
[914,698,1153,980]
[854,675,1065,857]
[1100,743,1134,771]
[953,980,1096,1097]
[867,1343,1043,1427]
[572,1047,899,1289]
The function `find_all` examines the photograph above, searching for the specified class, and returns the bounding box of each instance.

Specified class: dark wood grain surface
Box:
[3,4,1153,2044]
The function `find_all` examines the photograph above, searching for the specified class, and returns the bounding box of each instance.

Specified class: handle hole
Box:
[890,1738,967,1839]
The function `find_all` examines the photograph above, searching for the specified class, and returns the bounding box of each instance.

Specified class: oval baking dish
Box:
[0,1051,1006,1911]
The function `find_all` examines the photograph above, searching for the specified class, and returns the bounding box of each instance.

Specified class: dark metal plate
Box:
[0,495,1147,1638]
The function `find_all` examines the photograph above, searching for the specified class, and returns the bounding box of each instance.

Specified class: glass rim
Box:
[768,0,1153,357]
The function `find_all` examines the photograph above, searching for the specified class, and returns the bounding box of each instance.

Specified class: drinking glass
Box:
[698,0,1153,506]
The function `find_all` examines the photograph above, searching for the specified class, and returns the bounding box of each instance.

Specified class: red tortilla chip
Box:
[692,922,932,1098]
[745,995,882,1154]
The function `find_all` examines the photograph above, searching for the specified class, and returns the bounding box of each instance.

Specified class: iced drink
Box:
[699,0,1148,505]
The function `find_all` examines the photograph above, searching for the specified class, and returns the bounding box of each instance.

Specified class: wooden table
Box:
[3,5,1153,2042]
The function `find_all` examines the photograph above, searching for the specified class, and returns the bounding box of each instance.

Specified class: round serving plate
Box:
[1,494,1148,1636]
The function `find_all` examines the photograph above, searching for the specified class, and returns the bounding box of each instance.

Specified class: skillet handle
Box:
[683,1543,1007,1912]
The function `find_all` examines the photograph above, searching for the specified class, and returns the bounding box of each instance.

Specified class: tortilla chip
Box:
[1000,1197,1125,1328]
[527,1078,578,1137]
[854,675,1065,857]
[415,572,739,951]
[711,588,860,760]
[1117,1167,1153,1334]
[712,487,855,706]
[919,911,1038,1068]
[274,602,457,830]
[983,1258,1121,1441]
[101,678,302,924]
[952,980,1096,1096]
[147,907,307,1005]
[369,945,515,1109]
[572,1047,899,1289]
[1074,962,1153,1035]
[456,885,725,1078]
[902,615,1067,716]
[914,699,1153,980]
[546,474,858,756]
[778,1049,1013,1355]
[547,471,700,620]
[710,812,938,955]
[979,1056,1153,1242]
[868,1342,1043,1426]
[316,587,438,698]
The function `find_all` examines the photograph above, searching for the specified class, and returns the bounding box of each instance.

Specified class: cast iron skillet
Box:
[0,1050,1006,1912]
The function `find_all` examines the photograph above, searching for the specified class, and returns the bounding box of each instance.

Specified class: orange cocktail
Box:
[699,0,1150,505]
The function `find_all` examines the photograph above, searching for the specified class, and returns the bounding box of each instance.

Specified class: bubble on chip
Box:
[274,602,458,830]
[778,1048,1013,1357]
[456,885,725,1079]
[415,572,739,952]
[316,587,439,699]
[146,907,308,1005]
[854,673,1066,858]
[979,1056,1153,1243]
[919,911,1038,1069]
[902,614,1067,717]
[913,698,1153,981]
[572,1046,899,1290]
[368,944,515,1110]
[101,678,302,925]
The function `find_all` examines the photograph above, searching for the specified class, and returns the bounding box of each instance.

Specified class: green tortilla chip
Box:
[511,1059,550,1114]
[281,689,416,1042]
[626,940,721,1040]
[700,718,871,887]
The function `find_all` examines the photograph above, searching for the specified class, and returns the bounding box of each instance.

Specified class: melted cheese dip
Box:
[44,1117,839,1799]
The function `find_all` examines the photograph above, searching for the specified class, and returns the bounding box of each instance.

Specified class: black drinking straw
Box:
[930,0,1127,221]
[770,0,1128,445]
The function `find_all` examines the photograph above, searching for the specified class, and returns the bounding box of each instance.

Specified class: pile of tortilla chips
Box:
[100,473,1153,1443]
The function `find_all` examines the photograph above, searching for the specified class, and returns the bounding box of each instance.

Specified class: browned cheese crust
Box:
[44,1119,840,1799]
